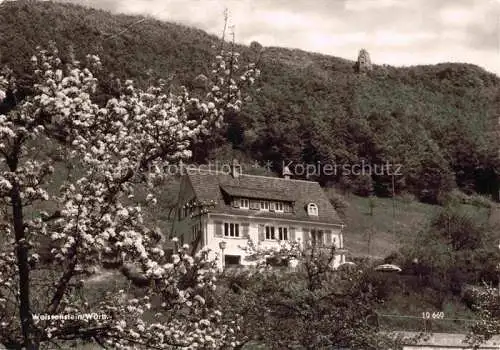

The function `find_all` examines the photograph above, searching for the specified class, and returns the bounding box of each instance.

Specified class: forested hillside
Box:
[0,1,499,203]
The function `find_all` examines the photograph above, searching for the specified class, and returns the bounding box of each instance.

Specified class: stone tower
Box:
[355,48,373,73]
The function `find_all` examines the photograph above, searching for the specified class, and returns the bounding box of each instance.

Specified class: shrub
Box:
[439,189,494,208]
[383,251,404,265]
[351,174,374,197]
[326,188,349,218]
[398,191,416,203]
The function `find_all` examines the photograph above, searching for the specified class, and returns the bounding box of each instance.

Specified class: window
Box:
[182,199,196,218]
[250,200,259,210]
[260,201,269,210]
[284,203,292,213]
[265,226,275,240]
[266,256,287,267]
[278,227,288,240]
[192,222,202,237]
[225,255,241,266]
[224,223,240,237]
[307,203,319,216]
[275,202,284,212]
[265,226,288,240]
[311,230,324,246]
[240,198,249,209]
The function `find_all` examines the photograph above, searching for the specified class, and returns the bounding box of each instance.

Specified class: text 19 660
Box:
[422,311,444,319]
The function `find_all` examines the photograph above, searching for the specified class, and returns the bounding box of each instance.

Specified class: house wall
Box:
[170,176,199,247]
[204,214,344,269]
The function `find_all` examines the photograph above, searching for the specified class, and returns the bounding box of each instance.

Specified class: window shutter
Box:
[242,223,250,238]
[325,230,332,245]
[289,227,296,241]
[214,221,223,237]
[303,228,311,243]
[232,199,240,208]
[258,224,265,241]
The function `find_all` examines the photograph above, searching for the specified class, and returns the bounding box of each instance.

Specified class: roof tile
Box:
[187,171,343,225]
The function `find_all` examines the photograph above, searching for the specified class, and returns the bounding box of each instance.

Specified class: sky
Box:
[60,0,500,75]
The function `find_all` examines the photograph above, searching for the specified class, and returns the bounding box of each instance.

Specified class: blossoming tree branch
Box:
[0,40,259,349]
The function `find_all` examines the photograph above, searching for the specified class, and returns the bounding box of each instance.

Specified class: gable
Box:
[177,175,197,206]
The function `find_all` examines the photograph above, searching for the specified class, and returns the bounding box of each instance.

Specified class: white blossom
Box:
[0,42,258,349]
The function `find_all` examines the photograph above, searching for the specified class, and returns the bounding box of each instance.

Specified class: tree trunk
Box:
[11,181,35,349]
[7,134,36,349]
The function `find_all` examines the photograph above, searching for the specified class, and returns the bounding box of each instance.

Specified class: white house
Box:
[170,162,346,269]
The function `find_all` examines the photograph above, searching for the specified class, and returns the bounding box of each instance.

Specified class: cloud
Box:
[259,10,314,30]
[373,31,437,47]
[439,7,475,26]
[309,32,368,49]
[344,0,411,12]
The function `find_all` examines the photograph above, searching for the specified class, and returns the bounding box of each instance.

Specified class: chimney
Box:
[282,165,293,180]
[231,159,242,178]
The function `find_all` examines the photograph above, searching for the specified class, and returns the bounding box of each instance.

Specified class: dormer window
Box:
[260,201,269,211]
[275,202,284,212]
[240,198,249,209]
[307,203,318,216]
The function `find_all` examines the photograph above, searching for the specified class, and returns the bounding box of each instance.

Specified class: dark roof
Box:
[220,185,295,201]
[187,171,343,225]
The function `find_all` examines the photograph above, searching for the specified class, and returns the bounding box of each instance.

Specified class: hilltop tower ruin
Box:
[355,48,373,73]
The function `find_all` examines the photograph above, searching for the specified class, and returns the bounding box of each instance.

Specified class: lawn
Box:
[342,194,437,258]
[341,194,492,259]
